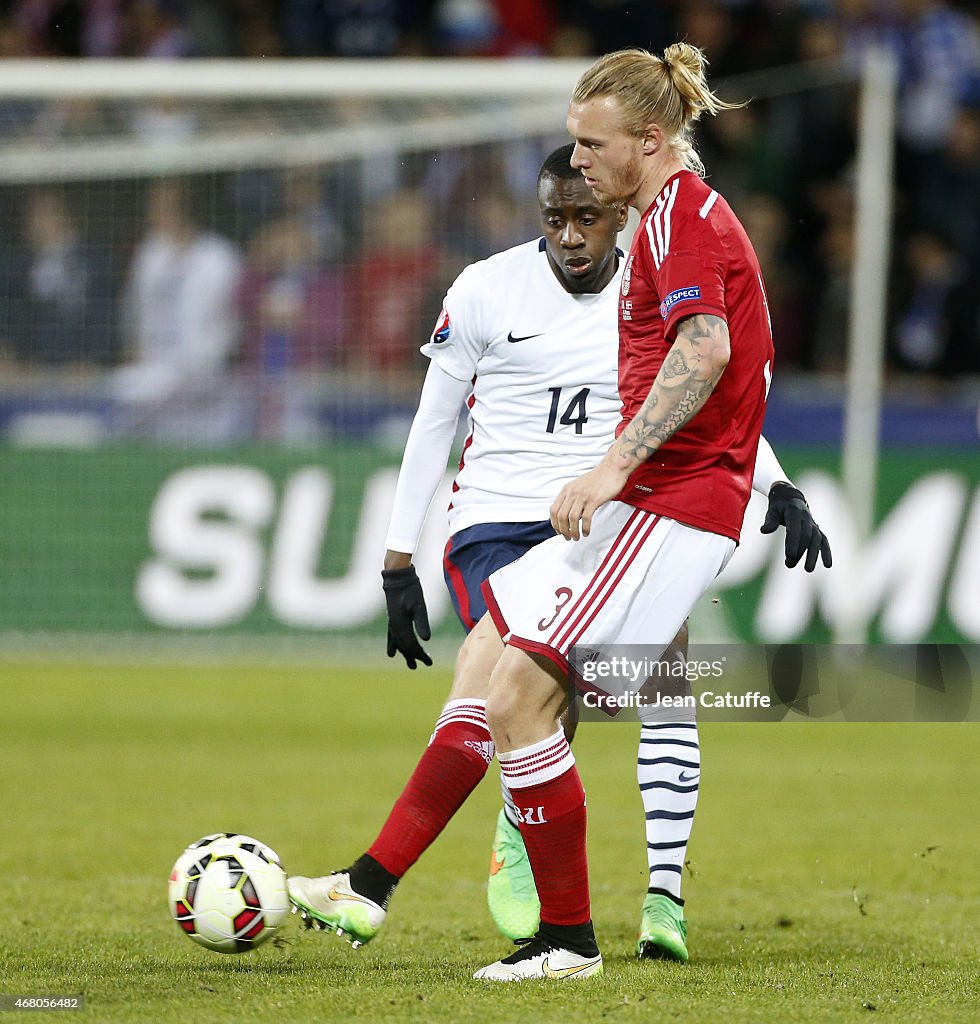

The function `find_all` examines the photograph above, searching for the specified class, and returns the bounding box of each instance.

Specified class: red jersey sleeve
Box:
[652,218,727,341]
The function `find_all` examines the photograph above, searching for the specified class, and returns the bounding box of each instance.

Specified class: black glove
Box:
[382,565,432,669]
[761,481,833,572]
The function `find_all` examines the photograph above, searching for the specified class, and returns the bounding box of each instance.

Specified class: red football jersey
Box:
[616,169,774,542]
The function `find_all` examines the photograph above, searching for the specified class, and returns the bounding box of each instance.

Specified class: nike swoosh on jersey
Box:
[507,331,545,343]
[489,852,505,876]
[542,957,600,979]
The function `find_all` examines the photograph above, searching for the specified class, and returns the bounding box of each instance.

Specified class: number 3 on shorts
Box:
[537,587,573,631]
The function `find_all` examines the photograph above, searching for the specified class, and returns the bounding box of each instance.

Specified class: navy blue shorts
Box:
[443,520,557,632]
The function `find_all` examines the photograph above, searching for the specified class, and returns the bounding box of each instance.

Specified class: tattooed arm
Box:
[616,314,731,464]
[550,314,731,540]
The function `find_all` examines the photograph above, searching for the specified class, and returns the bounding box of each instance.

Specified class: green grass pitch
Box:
[1,658,977,1023]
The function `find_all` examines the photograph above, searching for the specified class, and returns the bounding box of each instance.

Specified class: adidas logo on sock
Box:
[464,739,495,764]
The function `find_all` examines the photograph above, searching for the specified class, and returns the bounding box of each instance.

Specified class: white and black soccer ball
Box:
[168,833,289,953]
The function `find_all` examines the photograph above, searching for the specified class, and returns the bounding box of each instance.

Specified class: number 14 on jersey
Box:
[546,387,591,435]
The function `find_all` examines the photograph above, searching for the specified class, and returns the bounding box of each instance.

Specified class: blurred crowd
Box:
[0,0,977,441]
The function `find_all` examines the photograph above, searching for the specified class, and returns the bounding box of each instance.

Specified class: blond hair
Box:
[572,43,741,176]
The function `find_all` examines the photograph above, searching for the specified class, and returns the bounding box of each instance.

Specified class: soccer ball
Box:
[168,833,289,953]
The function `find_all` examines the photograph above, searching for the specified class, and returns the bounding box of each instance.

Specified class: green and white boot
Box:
[636,892,688,962]
[288,872,386,948]
[487,809,540,942]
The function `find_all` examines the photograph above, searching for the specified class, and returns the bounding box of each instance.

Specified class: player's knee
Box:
[486,651,565,743]
[484,679,521,742]
[448,614,502,701]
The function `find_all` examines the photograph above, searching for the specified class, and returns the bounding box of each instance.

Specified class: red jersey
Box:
[617,170,774,542]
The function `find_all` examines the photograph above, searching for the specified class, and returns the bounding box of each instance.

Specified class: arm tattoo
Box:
[617,314,730,465]
[661,349,689,380]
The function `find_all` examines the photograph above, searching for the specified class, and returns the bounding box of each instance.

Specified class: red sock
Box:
[367,700,493,878]
[500,730,590,927]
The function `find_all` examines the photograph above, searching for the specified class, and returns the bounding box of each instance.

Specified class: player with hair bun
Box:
[571,43,743,181]
[288,44,830,982]
[380,139,826,962]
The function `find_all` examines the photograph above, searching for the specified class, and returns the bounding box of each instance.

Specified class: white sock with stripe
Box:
[636,721,700,901]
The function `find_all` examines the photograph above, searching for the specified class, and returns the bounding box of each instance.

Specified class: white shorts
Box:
[482,501,735,682]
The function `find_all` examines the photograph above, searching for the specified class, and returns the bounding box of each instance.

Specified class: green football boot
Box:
[288,872,386,949]
[636,892,689,962]
[487,809,540,941]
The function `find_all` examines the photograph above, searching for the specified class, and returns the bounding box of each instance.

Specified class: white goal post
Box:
[843,49,898,543]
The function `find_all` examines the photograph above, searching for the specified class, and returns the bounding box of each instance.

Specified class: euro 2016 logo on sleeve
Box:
[431,309,451,344]
[621,255,634,296]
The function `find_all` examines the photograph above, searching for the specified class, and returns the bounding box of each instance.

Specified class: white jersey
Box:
[422,238,622,536]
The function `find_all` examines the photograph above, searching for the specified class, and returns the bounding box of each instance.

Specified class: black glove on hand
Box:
[761,481,833,572]
[382,565,432,669]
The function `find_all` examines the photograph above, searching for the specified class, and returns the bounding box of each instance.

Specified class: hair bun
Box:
[662,42,708,79]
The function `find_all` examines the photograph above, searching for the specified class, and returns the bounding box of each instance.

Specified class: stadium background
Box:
[1,0,978,651]
[1,6,978,1022]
